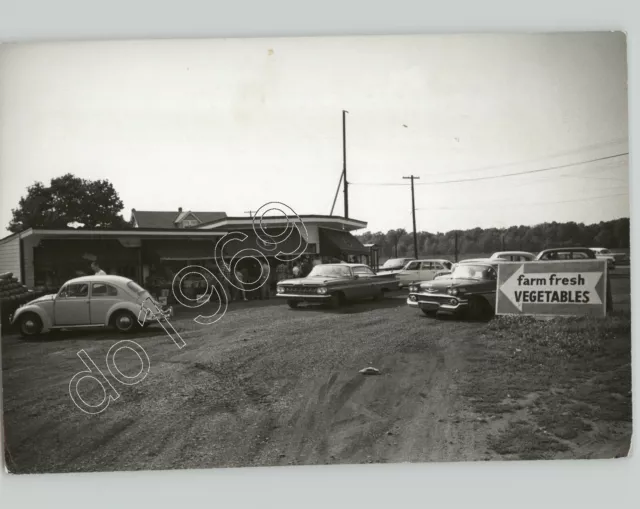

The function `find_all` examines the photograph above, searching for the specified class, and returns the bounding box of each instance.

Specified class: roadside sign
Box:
[496,260,607,317]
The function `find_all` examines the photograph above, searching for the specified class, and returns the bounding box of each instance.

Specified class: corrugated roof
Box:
[132,210,227,229]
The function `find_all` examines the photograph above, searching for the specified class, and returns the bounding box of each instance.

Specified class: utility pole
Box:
[454,230,459,262]
[244,210,254,217]
[403,175,420,258]
[342,110,349,219]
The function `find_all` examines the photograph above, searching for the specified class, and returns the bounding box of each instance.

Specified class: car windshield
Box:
[599,249,611,254]
[381,259,408,268]
[451,264,496,280]
[308,265,352,278]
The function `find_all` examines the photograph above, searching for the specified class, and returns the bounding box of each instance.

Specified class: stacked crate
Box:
[0,272,36,327]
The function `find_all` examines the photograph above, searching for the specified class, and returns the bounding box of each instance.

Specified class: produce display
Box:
[0,272,51,327]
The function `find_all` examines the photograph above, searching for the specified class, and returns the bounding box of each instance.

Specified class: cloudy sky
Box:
[0,32,629,236]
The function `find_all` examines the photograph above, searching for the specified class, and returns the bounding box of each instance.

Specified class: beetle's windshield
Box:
[308,265,352,278]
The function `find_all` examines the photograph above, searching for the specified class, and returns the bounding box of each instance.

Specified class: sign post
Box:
[496,260,607,317]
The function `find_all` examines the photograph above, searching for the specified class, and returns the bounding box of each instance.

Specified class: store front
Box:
[317,227,369,261]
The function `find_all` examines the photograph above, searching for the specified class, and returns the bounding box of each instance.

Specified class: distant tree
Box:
[8,173,130,233]
[385,228,407,258]
[356,217,629,259]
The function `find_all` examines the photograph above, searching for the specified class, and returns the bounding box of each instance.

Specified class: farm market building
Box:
[0,209,371,292]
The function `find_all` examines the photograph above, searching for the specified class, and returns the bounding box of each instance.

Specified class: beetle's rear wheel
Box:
[112,310,138,333]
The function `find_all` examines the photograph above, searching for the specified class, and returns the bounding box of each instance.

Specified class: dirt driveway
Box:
[2,279,631,473]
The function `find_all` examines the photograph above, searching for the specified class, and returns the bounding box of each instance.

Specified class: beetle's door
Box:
[53,283,90,326]
[89,282,120,325]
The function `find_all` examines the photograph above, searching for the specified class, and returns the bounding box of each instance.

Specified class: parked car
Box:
[376,257,415,275]
[433,257,502,279]
[535,247,613,312]
[276,263,399,309]
[490,251,535,262]
[589,247,617,270]
[536,247,598,262]
[407,261,499,320]
[396,259,453,288]
[10,275,172,338]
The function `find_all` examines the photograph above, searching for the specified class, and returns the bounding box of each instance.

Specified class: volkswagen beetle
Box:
[10,275,172,338]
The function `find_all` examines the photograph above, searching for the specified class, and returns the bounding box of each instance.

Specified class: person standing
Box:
[276,261,288,283]
[235,267,248,301]
[219,259,235,301]
[91,261,106,275]
[259,260,271,300]
[292,262,301,278]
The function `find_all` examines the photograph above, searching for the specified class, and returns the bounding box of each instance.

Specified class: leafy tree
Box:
[8,174,130,233]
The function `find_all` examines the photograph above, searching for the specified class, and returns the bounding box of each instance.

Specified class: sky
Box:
[0,32,629,236]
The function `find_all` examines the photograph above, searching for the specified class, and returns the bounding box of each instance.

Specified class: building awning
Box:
[146,240,218,261]
[319,228,369,257]
[147,232,315,261]
[218,230,316,258]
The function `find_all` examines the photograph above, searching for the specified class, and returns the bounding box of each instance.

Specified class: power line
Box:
[417,152,629,186]
[415,191,628,211]
[418,138,628,178]
[349,152,629,187]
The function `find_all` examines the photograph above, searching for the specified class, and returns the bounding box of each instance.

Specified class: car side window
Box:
[421,262,433,270]
[433,263,444,270]
[353,266,375,277]
[60,283,88,298]
[406,261,420,270]
[92,283,118,297]
[572,252,589,259]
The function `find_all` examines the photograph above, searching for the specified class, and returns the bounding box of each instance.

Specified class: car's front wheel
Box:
[467,297,494,321]
[112,310,138,333]
[18,312,43,338]
[329,293,345,309]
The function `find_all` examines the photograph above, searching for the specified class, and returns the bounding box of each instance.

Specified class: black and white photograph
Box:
[0,32,631,474]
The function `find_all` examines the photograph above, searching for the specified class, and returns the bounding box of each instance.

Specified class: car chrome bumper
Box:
[139,304,173,323]
[276,293,331,300]
[406,294,469,313]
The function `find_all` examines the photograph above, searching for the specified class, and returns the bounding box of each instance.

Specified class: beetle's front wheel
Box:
[19,312,43,338]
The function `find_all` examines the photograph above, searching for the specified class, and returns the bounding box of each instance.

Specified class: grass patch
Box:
[462,311,631,459]
[487,310,631,358]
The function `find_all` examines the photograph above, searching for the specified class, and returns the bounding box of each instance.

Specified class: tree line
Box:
[356,218,630,260]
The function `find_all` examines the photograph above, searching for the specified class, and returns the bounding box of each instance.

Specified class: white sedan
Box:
[10,275,172,338]
[396,259,453,287]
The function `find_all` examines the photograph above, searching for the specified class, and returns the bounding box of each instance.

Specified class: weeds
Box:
[487,311,630,358]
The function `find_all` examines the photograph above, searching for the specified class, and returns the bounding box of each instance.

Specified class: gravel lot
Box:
[1,276,631,474]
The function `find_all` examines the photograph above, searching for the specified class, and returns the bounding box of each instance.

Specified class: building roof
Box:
[198,215,367,232]
[131,209,227,229]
